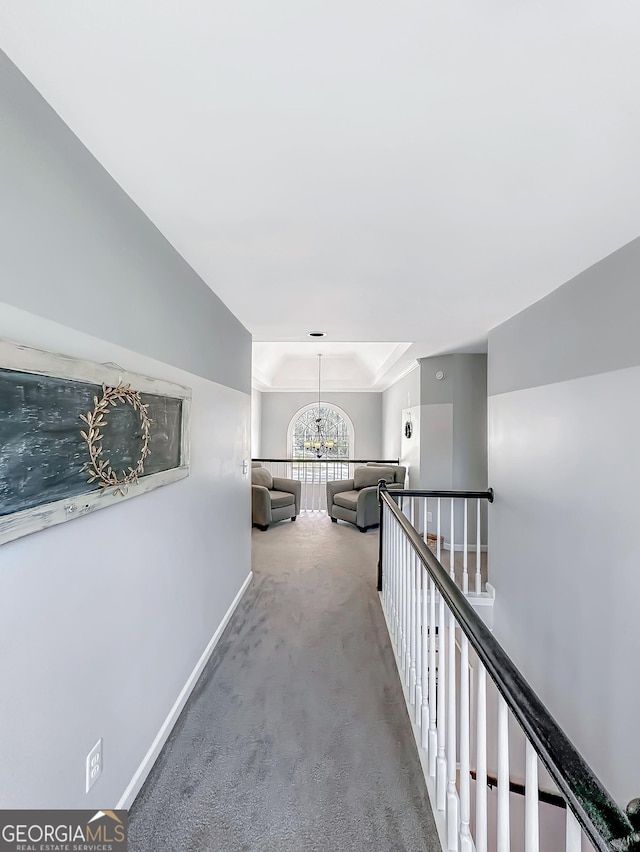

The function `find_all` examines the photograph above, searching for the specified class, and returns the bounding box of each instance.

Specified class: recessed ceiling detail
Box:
[253,342,413,392]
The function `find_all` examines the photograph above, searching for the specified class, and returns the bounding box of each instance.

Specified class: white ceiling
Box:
[2,1,640,389]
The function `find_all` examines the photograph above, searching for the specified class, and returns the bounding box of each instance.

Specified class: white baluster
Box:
[314,462,318,511]
[476,499,482,594]
[436,591,447,811]
[386,508,392,613]
[475,662,488,852]
[414,550,422,717]
[314,461,317,511]
[323,460,328,511]
[459,634,472,852]
[407,535,413,688]
[312,462,316,511]
[395,517,401,652]
[408,499,417,700]
[525,740,539,852]
[404,525,410,685]
[390,514,395,631]
[400,514,406,671]
[497,694,510,852]
[447,609,459,850]
[387,513,392,618]
[423,497,428,545]
[398,519,402,628]
[418,496,427,727]
[382,505,388,612]
[565,808,581,852]
[387,511,392,613]
[450,498,455,581]
[428,575,437,777]
[396,511,402,652]
[420,563,428,738]
[399,526,405,677]
[409,543,417,703]
[462,498,469,594]
[437,497,442,562]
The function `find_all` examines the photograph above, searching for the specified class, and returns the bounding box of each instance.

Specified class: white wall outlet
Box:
[427,511,433,523]
[86,738,102,793]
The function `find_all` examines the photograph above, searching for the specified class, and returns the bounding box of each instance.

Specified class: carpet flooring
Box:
[128,514,441,852]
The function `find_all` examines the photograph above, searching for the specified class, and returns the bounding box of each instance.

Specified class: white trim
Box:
[253,360,420,393]
[0,338,192,398]
[442,542,488,553]
[378,358,420,392]
[116,572,253,810]
[465,591,495,629]
[258,386,389,392]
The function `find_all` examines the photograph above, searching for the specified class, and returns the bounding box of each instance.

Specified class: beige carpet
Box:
[128,513,440,852]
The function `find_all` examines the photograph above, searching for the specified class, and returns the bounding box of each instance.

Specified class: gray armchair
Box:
[251,465,301,531]
[326,464,406,532]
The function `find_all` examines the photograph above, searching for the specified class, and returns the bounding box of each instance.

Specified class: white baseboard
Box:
[116,572,253,810]
[443,541,488,552]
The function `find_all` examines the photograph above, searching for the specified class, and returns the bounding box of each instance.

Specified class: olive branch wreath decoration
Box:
[80,384,152,497]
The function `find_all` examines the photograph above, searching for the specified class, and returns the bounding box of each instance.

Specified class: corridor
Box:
[128,514,439,851]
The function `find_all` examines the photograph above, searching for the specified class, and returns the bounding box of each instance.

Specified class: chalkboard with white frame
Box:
[0,339,191,545]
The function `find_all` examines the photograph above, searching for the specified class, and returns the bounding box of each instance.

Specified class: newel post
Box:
[377,480,388,592]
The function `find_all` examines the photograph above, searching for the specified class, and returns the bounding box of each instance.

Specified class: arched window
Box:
[288,403,354,460]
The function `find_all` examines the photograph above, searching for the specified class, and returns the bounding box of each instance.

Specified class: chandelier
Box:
[304,354,334,458]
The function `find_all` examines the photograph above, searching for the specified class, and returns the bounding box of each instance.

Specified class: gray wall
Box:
[259,392,383,460]
[488,236,640,804]
[381,365,420,460]
[452,355,488,492]
[0,54,252,808]
[0,51,250,395]
[419,355,488,543]
[489,237,640,397]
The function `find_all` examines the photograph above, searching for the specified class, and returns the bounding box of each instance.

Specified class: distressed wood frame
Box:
[0,338,191,546]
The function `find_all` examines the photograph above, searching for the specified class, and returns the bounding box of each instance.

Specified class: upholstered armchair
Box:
[326,464,406,532]
[251,464,301,531]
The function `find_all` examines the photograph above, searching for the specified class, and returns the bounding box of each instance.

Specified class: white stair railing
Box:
[378,484,640,852]
[385,489,493,596]
[252,458,399,513]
